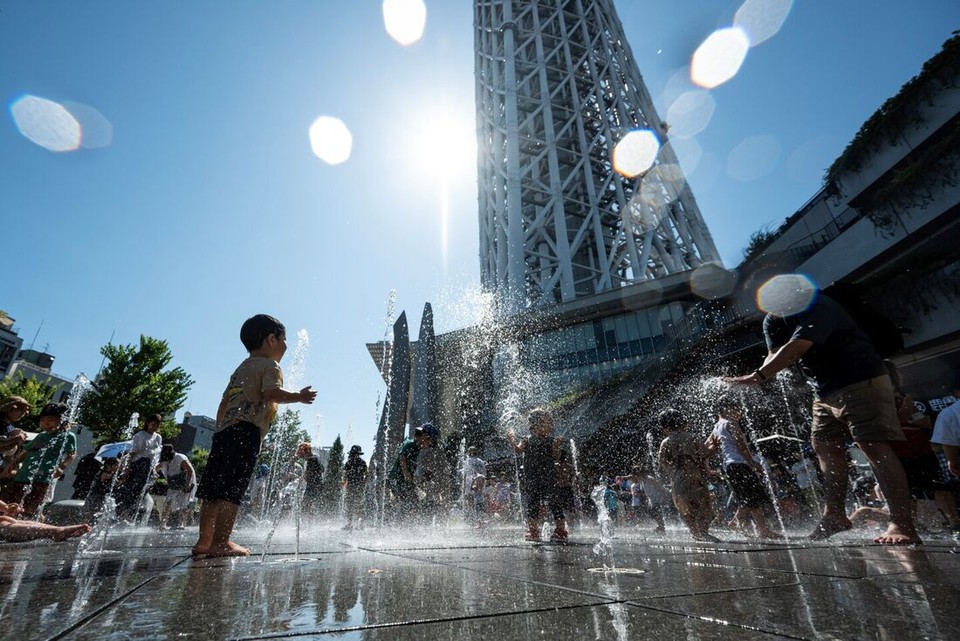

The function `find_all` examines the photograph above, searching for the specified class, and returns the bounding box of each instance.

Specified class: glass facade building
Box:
[515,301,687,390]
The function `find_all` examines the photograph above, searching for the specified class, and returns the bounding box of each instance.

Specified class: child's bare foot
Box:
[205,541,250,557]
[53,524,92,541]
[874,523,922,546]
[808,516,852,541]
[191,546,209,557]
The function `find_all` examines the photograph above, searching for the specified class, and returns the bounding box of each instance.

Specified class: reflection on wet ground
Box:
[1,524,958,640]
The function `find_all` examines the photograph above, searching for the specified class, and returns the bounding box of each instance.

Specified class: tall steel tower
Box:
[475,0,722,314]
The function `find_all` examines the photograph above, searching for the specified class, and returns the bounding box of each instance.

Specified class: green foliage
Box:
[825,33,959,189]
[190,446,210,481]
[741,225,777,262]
[260,408,311,466]
[0,374,57,431]
[77,335,194,445]
[321,435,344,507]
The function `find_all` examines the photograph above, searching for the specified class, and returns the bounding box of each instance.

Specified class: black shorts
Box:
[525,483,564,521]
[900,454,945,500]
[196,421,260,505]
[725,463,770,509]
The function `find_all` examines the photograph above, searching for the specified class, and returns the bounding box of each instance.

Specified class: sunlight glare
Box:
[638,163,686,210]
[407,110,477,183]
[383,0,427,46]
[62,101,113,149]
[727,134,781,182]
[690,28,750,89]
[624,193,662,233]
[613,129,660,178]
[309,116,353,165]
[666,90,715,138]
[735,0,793,47]
[691,264,736,299]
[10,94,81,152]
[757,274,818,316]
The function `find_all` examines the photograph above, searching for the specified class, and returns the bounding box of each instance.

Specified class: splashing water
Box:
[65,374,92,425]
[591,484,614,555]
[285,329,310,393]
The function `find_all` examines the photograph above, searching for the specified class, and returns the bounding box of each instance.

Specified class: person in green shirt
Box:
[1,403,77,518]
[388,423,438,517]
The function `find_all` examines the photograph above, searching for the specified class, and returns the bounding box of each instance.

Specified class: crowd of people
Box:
[3,295,960,554]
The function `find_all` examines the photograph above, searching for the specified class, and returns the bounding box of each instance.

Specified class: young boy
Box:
[706,395,782,539]
[0,396,31,480]
[0,499,91,542]
[657,408,718,542]
[630,466,667,534]
[506,408,568,542]
[192,314,316,558]
[2,403,77,519]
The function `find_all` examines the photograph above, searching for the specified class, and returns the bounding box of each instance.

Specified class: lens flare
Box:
[734,0,793,47]
[638,163,686,210]
[666,90,715,138]
[62,101,113,149]
[308,116,353,165]
[691,28,750,89]
[624,193,662,233]
[757,274,818,316]
[727,134,781,182]
[612,129,660,178]
[691,264,737,300]
[383,0,427,46]
[668,137,703,174]
[10,94,81,152]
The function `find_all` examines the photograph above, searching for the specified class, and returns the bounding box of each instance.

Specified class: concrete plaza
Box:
[1,523,958,640]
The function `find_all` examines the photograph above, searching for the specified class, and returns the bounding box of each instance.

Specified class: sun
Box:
[406,109,478,185]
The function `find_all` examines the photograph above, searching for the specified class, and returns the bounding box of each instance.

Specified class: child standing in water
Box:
[706,395,782,539]
[192,314,316,558]
[0,396,31,480]
[2,403,77,519]
[658,408,718,542]
[506,408,568,542]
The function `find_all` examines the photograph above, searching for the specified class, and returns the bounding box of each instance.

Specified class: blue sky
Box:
[2,1,957,450]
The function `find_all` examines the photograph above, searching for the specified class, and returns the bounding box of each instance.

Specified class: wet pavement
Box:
[2,523,958,640]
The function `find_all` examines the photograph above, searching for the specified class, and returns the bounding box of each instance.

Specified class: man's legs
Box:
[810,438,853,539]
[857,440,920,544]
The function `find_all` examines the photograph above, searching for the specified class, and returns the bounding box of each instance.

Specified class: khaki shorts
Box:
[811,375,904,444]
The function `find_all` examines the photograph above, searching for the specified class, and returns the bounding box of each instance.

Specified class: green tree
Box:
[77,335,194,445]
[189,446,210,482]
[260,408,311,468]
[321,435,344,509]
[0,374,57,431]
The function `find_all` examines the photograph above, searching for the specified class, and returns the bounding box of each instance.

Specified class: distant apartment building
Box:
[5,349,75,404]
[175,412,217,454]
[0,312,23,379]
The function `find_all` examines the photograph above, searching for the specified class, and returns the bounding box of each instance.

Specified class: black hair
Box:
[160,444,175,461]
[658,408,685,431]
[145,413,163,426]
[240,314,286,352]
[712,394,740,415]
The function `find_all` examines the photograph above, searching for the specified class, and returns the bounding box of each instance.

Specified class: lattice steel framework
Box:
[475,0,722,313]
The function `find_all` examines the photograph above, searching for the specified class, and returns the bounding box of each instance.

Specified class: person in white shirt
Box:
[116,414,163,521]
[932,390,960,477]
[156,444,196,529]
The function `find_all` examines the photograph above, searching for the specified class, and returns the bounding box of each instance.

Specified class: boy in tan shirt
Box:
[192,314,316,557]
